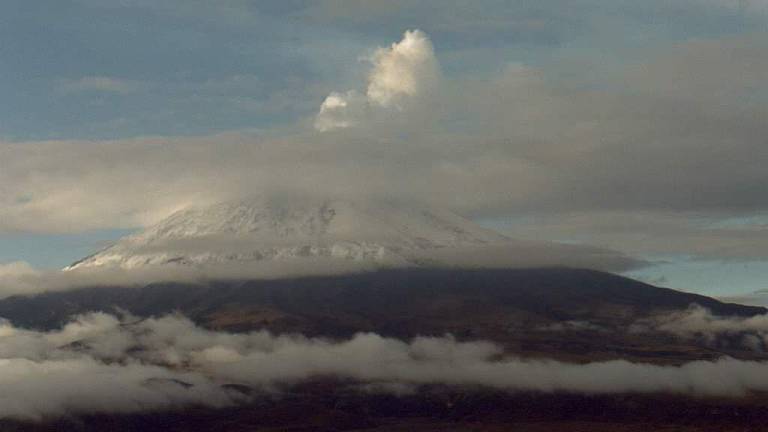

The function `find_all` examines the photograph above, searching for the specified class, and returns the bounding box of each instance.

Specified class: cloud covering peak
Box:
[1,28,767,281]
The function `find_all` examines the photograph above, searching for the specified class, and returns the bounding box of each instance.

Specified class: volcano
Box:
[64,198,509,270]
[63,197,638,273]
[2,200,768,431]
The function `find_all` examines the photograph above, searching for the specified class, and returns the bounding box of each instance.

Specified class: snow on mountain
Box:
[64,198,511,271]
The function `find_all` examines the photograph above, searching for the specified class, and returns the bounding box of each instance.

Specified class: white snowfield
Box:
[64,198,512,271]
[63,197,641,274]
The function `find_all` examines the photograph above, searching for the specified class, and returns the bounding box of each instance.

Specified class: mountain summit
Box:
[64,198,511,271]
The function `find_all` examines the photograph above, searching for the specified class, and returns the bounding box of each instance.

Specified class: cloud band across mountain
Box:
[3,311,768,420]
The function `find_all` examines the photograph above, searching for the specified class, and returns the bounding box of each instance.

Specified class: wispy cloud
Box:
[632,305,768,352]
[58,76,141,95]
[0,240,644,299]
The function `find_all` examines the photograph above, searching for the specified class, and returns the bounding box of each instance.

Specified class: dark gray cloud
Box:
[487,211,768,262]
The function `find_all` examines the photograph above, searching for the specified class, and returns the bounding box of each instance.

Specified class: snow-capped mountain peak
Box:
[65,198,510,271]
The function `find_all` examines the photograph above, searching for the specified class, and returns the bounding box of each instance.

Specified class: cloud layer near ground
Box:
[633,305,768,352]
[5,311,768,419]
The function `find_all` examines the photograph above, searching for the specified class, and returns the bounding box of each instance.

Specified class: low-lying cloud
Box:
[534,304,768,354]
[633,305,768,352]
[5,311,768,420]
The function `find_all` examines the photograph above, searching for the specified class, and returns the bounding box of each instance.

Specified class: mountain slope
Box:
[1,268,764,363]
[65,198,510,270]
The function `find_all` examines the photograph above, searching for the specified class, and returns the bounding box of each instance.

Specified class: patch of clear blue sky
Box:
[0,0,760,140]
[0,229,134,269]
[627,258,768,297]
[480,216,768,297]
[0,0,372,140]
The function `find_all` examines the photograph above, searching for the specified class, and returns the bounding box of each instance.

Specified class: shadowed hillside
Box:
[0,268,764,363]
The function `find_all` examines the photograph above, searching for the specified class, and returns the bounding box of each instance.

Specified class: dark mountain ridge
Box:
[0,267,763,363]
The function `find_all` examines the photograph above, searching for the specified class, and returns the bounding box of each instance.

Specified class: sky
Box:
[1,0,767,296]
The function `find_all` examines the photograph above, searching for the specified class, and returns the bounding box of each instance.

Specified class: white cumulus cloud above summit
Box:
[365,29,439,108]
[314,29,439,131]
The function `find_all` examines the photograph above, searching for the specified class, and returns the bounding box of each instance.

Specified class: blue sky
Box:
[0,229,133,269]
[2,0,762,140]
[1,0,767,296]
